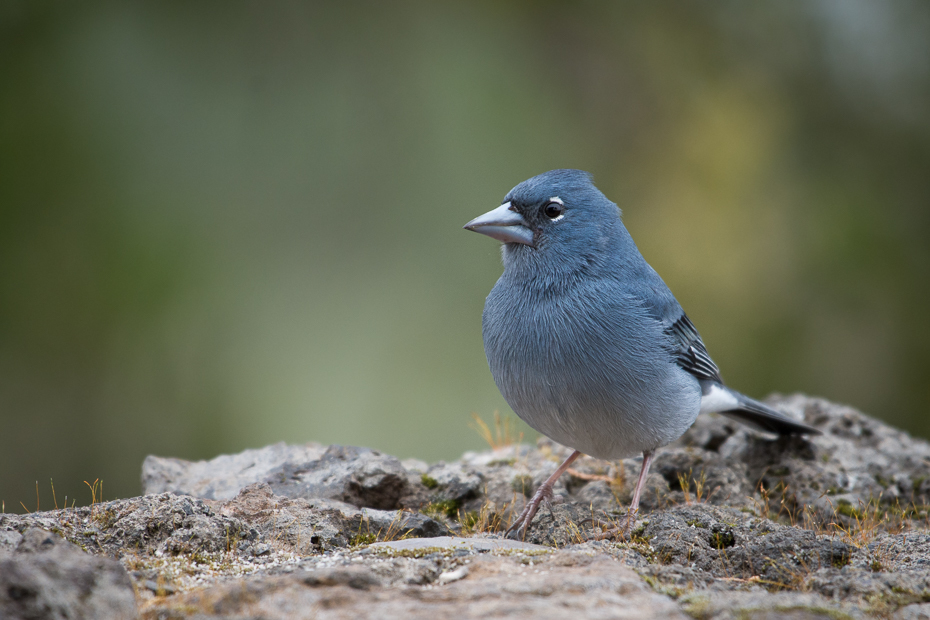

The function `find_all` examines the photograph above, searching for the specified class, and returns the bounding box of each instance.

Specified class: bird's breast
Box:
[481,276,701,459]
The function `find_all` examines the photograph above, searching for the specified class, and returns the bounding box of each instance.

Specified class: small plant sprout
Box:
[85,479,103,515]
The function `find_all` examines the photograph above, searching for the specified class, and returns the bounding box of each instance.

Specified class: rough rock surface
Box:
[5,394,930,618]
[149,545,688,619]
[0,528,137,620]
[143,443,419,509]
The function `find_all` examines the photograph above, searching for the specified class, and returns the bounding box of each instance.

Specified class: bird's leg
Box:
[591,450,655,541]
[505,450,581,540]
[624,449,655,535]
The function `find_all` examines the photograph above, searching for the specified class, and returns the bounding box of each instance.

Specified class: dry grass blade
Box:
[674,469,713,505]
[350,510,416,547]
[826,497,900,549]
[470,411,523,449]
[459,497,506,536]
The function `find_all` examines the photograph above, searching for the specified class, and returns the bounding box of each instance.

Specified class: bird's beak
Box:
[463,202,535,246]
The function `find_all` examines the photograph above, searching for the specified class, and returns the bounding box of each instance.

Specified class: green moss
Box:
[91,508,119,530]
[874,474,891,489]
[460,511,480,529]
[710,531,735,550]
[835,500,864,520]
[350,532,377,547]
[865,588,930,617]
[373,545,550,560]
[420,474,439,489]
[627,524,650,547]
[680,594,711,620]
[369,545,449,559]
[487,458,516,467]
[492,548,552,557]
[424,499,460,520]
[186,550,213,565]
[625,541,657,563]
[641,574,690,599]
[736,607,854,620]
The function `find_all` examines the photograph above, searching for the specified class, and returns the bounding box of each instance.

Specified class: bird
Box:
[463,169,820,539]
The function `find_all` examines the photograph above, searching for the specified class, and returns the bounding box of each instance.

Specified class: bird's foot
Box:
[505,482,555,540]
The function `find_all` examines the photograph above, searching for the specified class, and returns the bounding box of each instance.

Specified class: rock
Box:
[521,502,603,547]
[640,504,851,584]
[142,441,327,500]
[678,590,868,620]
[0,483,449,562]
[421,461,486,512]
[0,528,137,620]
[675,394,930,526]
[144,443,414,510]
[145,549,687,619]
[218,483,451,552]
[0,528,23,559]
[897,603,930,620]
[9,394,930,618]
[368,535,549,552]
[436,565,469,584]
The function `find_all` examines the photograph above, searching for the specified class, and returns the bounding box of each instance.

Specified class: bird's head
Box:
[464,169,625,274]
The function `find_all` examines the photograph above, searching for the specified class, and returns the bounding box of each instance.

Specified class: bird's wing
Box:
[628,270,820,436]
[628,270,723,384]
[663,311,724,384]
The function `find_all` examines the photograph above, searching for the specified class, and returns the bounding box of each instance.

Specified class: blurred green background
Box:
[2,1,929,512]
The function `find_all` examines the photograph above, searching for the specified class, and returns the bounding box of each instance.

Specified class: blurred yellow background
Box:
[2,1,929,511]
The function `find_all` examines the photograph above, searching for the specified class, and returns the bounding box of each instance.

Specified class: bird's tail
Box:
[699,381,821,436]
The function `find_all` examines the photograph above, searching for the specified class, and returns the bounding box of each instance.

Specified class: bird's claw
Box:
[538,493,564,517]
[504,508,535,540]
[505,483,555,540]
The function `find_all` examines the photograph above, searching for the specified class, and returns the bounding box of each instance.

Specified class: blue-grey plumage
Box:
[465,169,819,539]
[483,258,702,461]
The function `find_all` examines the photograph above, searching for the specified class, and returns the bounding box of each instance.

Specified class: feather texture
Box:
[472,169,819,462]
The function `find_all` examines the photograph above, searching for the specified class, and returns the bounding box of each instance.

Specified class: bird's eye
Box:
[542,202,564,219]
